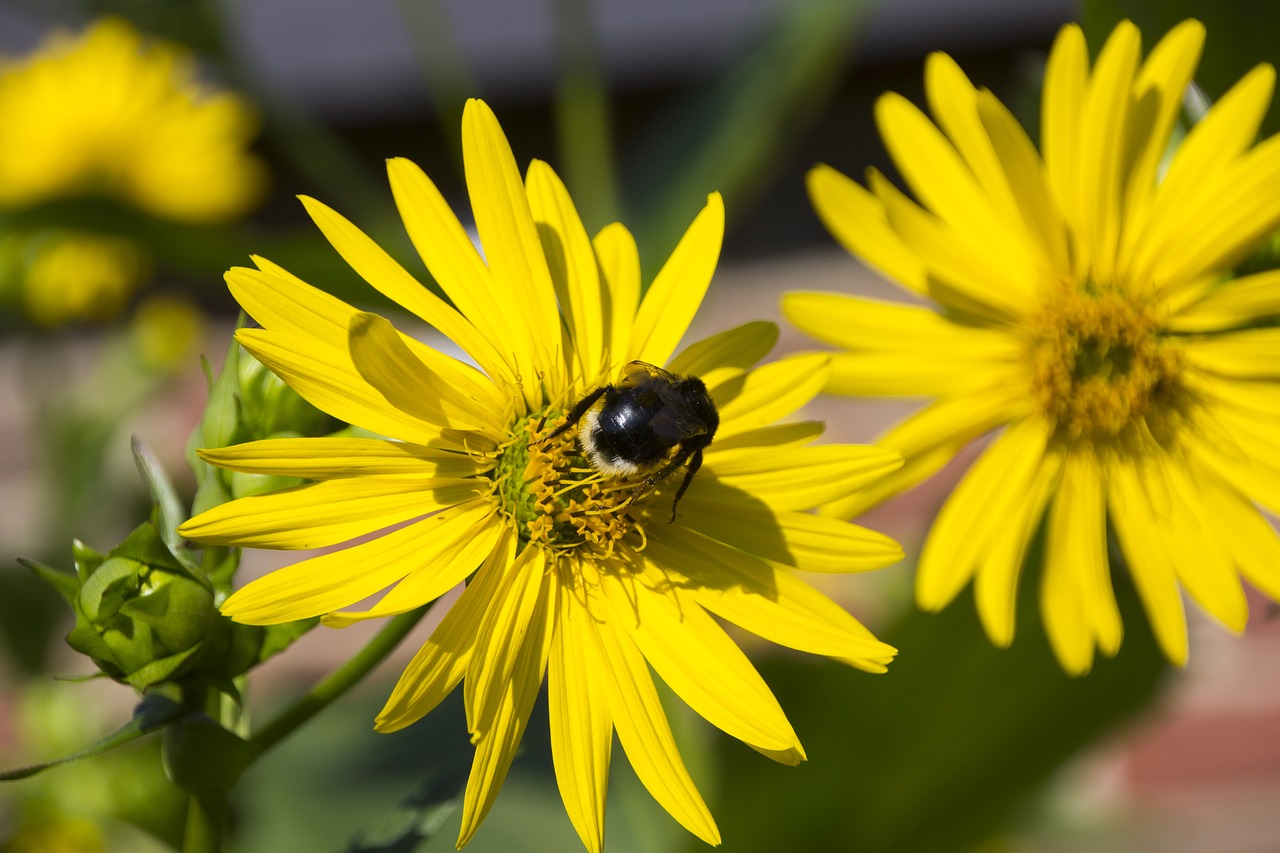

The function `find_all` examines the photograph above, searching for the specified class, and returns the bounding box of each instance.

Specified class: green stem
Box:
[182,791,226,853]
[248,606,430,757]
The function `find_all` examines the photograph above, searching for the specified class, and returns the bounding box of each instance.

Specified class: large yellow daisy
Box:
[179,99,902,850]
[783,19,1280,674]
[0,17,264,223]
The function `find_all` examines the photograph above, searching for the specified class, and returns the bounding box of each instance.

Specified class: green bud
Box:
[237,351,329,438]
[62,523,215,690]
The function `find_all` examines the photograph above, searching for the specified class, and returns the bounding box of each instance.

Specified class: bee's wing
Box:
[619,360,677,389]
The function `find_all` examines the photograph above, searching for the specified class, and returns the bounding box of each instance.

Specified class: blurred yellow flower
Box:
[180,99,903,850]
[785,19,1280,673]
[0,17,265,223]
[129,294,203,373]
[10,230,150,326]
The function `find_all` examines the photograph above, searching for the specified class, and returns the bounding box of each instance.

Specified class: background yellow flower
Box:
[0,17,265,224]
[786,19,1280,674]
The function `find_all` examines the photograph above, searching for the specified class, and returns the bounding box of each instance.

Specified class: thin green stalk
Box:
[249,606,430,757]
[182,791,226,853]
[553,0,621,230]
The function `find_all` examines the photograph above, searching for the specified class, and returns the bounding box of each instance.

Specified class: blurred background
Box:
[1,1,1279,851]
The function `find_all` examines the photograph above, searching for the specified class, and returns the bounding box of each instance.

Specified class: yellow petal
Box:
[376,528,516,732]
[781,292,1018,353]
[465,544,547,738]
[457,560,555,848]
[924,51,1022,231]
[676,494,902,573]
[975,89,1070,275]
[602,567,802,756]
[592,222,641,373]
[667,320,778,391]
[1161,460,1248,633]
[1041,23,1087,269]
[629,193,724,367]
[1151,131,1280,288]
[645,526,896,671]
[548,562,614,853]
[973,448,1060,647]
[805,163,928,295]
[179,476,485,549]
[321,507,505,627]
[591,602,720,845]
[218,498,493,624]
[1170,268,1280,331]
[712,353,830,439]
[299,191,514,385]
[709,421,824,453]
[701,444,903,512]
[235,327,479,451]
[876,92,1031,277]
[1183,328,1280,378]
[870,168,1030,322]
[527,159,605,381]
[916,417,1052,611]
[1201,478,1280,603]
[462,98,563,398]
[1130,63,1277,287]
[346,312,504,436]
[1108,458,1189,665]
[826,349,1024,397]
[385,156,520,383]
[826,383,1024,518]
[1076,18,1140,285]
[1043,451,1121,674]
[1117,20,1205,270]
[196,437,492,480]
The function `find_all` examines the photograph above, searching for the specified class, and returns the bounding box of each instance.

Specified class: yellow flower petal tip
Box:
[181,99,902,847]
[788,19,1280,674]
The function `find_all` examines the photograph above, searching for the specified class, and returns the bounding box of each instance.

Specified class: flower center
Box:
[494,411,652,557]
[1024,284,1187,445]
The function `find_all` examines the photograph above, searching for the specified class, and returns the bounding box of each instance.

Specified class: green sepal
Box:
[17,557,79,605]
[199,333,243,453]
[131,435,186,553]
[0,693,189,781]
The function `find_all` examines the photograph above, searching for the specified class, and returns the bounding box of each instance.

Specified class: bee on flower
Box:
[784,19,1280,674]
[179,99,904,850]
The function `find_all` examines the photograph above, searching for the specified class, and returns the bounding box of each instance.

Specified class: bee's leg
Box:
[666,449,704,522]
[547,386,607,440]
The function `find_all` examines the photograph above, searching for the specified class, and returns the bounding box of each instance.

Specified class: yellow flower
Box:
[784,19,1280,674]
[179,99,903,849]
[0,17,265,223]
[12,229,150,326]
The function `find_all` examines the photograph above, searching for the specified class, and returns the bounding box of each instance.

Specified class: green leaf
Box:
[18,557,79,605]
[0,693,188,781]
[131,435,186,552]
[703,560,1169,853]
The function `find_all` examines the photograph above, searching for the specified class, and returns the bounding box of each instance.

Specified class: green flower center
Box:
[494,411,652,557]
[1025,284,1187,444]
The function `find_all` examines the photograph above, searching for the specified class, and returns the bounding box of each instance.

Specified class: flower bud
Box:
[62,523,215,690]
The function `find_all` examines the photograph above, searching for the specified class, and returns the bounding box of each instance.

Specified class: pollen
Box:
[1024,283,1187,445]
[494,412,653,557]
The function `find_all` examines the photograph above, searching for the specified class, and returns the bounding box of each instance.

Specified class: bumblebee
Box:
[549,361,719,520]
